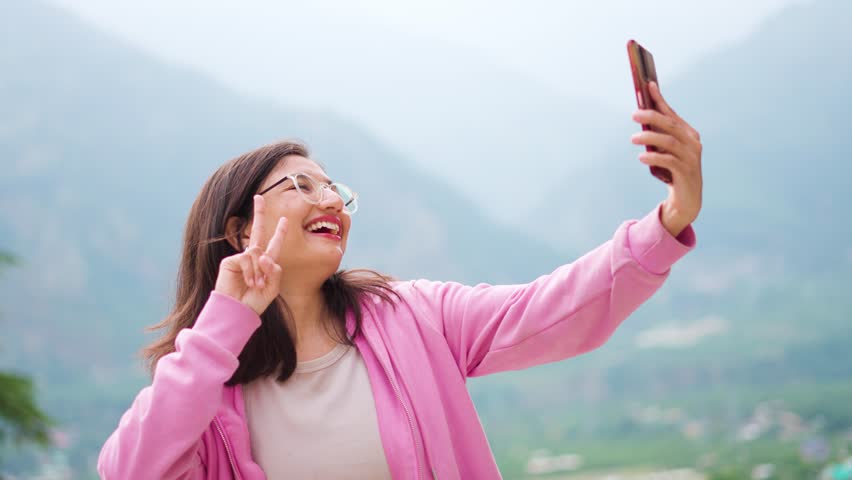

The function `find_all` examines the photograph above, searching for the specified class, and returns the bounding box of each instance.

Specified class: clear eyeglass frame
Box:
[258,173,359,214]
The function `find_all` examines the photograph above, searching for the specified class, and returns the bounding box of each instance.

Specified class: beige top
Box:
[243,343,392,479]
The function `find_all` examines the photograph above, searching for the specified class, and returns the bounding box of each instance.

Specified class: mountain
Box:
[248,24,622,220]
[3,0,850,476]
[478,2,852,474]
[523,0,852,276]
[501,0,852,395]
[0,0,566,473]
[48,1,622,221]
[0,0,567,301]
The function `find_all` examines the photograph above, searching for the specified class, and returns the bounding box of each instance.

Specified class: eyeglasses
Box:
[258,173,359,214]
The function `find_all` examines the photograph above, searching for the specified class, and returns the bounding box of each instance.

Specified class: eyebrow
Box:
[302,172,333,184]
[274,172,333,187]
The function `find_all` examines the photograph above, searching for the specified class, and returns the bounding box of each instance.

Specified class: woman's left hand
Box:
[630,81,703,238]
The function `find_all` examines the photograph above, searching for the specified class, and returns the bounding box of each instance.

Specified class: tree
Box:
[0,251,52,460]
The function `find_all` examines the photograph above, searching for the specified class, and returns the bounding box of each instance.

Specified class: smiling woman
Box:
[98,135,699,479]
[140,142,396,389]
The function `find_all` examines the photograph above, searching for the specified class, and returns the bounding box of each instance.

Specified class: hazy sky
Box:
[42,0,815,220]
[50,0,810,109]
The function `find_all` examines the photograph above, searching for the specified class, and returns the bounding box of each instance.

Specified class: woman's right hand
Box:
[215,195,288,316]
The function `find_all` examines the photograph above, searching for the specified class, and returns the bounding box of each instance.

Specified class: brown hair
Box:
[142,140,399,385]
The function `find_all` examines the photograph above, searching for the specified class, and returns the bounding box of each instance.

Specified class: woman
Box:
[98,82,702,479]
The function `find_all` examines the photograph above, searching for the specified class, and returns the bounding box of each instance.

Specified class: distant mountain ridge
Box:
[59,0,624,220]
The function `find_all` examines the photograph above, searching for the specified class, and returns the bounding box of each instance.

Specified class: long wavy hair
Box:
[143,140,399,385]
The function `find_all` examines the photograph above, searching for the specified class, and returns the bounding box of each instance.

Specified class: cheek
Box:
[342,220,352,245]
[275,228,304,264]
[271,203,308,240]
[282,220,304,246]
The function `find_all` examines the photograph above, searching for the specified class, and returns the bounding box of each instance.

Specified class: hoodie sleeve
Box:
[404,202,696,377]
[97,291,261,480]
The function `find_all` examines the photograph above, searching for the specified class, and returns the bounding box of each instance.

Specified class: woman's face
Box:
[245,155,351,277]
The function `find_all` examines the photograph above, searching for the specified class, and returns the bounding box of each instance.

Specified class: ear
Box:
[224,216,250,252]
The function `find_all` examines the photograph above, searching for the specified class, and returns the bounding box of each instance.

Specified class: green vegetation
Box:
[0,373,53,450]
[0,252,53,467]
[472,378,852,478]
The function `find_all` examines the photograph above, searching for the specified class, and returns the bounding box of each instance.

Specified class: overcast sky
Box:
[50,0,810,109]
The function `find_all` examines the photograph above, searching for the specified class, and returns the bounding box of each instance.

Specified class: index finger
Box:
[265,217,288,259]
[633,109,693,146]
[248,195,266,250]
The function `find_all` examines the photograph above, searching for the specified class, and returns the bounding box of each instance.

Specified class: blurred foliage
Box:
[0,372,53,449]
[0,252,53,463]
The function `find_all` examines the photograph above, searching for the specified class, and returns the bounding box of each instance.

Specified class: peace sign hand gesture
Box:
[215,195,288,316]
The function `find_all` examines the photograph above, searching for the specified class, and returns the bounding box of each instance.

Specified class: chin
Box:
[292,237,347,275]
[311,239,346,259]
[317,248,345,272]
[318,260,343,281]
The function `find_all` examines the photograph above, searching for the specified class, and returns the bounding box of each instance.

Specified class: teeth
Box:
[306,220,340,235]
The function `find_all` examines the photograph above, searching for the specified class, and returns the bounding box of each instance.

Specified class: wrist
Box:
[659,202,690,238]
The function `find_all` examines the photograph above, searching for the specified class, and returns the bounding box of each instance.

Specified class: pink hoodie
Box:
[98,203,695,479]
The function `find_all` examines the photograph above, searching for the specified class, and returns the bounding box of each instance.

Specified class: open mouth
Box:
[305,218,342,237]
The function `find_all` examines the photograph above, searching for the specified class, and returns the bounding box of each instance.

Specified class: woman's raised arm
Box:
[401,202,696,377]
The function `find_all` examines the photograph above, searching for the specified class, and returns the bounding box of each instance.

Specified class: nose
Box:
[318,185,344,212]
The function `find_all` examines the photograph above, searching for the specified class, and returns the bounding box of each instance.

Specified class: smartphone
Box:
[627,39,672,184]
